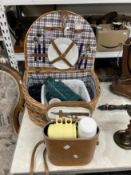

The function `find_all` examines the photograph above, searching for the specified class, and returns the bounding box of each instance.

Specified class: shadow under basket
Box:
[43,121,99,166]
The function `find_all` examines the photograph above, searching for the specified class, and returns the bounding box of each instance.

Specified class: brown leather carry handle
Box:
[100,43,122,49]
[30,140,49,175]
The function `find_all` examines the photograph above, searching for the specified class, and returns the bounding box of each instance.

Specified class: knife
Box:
[51,112,89,116]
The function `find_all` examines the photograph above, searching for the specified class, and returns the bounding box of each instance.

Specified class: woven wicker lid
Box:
[24,10,96,70]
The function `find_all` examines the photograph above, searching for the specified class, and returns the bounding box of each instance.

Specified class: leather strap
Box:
[51,39,62,57]
[31,53,47,57]
[43,148,49,175]
[63,41,75,57]
[44,26,83,33]
[44,26,63,31]
[30,140,49,175]
[60,10,69,31]
[50,40,74,67]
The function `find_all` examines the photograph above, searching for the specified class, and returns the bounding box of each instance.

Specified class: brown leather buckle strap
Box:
[30,140,49,175]
[31,53,47,57]
[50,40,75,67]
[43,148,49,175]
[60,10,69,31]
[51,39,62,57]
[44,26,63,31]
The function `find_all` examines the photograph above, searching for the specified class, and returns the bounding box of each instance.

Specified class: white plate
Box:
[48,38,78,69]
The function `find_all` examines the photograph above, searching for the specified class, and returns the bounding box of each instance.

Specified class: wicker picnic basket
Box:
[22,10,100,127]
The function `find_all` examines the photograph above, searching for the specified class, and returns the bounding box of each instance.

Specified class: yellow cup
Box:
[48,118,77,139]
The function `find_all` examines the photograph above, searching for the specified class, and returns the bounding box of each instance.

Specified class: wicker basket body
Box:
[23,10,100,127]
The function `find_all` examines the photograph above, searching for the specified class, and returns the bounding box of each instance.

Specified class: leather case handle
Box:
[30,140,49,175]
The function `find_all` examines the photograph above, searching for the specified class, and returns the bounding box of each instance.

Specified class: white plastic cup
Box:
[78,117,97,138]
[49,98,61,104]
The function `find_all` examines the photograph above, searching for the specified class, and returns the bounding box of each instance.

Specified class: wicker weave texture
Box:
[23,10,100,127]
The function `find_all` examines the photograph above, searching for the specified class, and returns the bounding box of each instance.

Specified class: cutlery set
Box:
[51,111,89,118]
[33,29,46,63]
[32,13,88,68]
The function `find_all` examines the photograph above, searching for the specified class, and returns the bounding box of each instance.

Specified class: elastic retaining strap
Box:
[30,140,49,175]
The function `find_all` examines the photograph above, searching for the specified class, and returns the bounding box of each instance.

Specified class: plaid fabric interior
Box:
[28,71,96,99]
[25,11,96,70]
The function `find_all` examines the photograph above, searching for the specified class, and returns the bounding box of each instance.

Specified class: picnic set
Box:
[21,9,131,175]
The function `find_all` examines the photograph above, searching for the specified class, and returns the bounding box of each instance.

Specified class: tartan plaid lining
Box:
[26,11,96,70]
[28,71,96,99]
